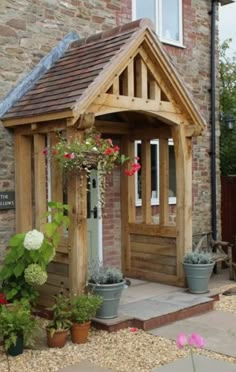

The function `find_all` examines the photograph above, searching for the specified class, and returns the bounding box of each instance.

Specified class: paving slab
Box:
[149,310,236,358]
[119,292,212,320]
[56,360,111,372]
[120,282,180,305]
[152,355,236,371]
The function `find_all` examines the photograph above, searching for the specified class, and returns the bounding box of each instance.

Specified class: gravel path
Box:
[1,288,236,372]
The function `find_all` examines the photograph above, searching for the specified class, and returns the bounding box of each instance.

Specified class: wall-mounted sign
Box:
[0,192,15,210]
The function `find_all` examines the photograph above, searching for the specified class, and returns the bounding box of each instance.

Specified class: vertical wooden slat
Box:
[112,77,119,95]
[141,140,151,223]
[120,136,135,272]
[34,134,47,230]
[50,132,63,204]
[127,60,134,97]
[149,79,161,103]
[159,138,169,225]
[136,58,148,99]
[67,128,88,294]
[172,126,192,284]
[14,134,32,232]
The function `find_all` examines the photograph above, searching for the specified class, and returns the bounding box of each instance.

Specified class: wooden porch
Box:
[1,19,206,304]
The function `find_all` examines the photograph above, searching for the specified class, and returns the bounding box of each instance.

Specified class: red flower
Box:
[0,293,8,305]
[125,169,135,176]
[42,148,47,155]
[105,148,114,155]
[130,327,138,333]
[132,163,141,171]
[113,146,120,152]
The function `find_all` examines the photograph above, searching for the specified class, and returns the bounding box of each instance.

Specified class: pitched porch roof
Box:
[1,19,206,135]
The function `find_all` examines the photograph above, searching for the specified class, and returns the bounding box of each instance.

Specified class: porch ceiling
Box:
[1,19,206,136]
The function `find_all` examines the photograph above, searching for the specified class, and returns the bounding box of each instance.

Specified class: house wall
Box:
[0,0,220,268]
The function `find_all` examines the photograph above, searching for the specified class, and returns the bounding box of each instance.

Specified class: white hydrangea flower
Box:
[24,229,44,250]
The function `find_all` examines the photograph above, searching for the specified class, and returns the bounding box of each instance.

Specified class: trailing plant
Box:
[47,294,72,336]
[0,201,69,302]
[44,128,141,208]
[183,251,213,265]
[89,263,124,285]
[0,300,38,351]
[70,294,103,324]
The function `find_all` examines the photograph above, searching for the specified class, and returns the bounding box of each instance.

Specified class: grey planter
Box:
[88,280,125,319]
[183,262,214,294]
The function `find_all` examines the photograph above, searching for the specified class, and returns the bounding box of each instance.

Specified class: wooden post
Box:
[14,134,33,232]
[67,128,88,294]
[136,58,148,99]
[159,138,169,225]
[34,134,47,230]
[127,60,134,97]
[141,140,151,223]
[172,126,192,284]
[120,136,135,271]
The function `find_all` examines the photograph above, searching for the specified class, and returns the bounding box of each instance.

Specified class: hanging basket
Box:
[82,151,99,169]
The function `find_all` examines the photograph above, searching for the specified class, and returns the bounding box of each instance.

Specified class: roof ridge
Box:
[70,18,154,49]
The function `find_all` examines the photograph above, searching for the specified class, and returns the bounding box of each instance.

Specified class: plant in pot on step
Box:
[0,300,38,356]
[183,251,214,294]
[88,264,125,319]
[70,293,103,344]
[46,294,72,348]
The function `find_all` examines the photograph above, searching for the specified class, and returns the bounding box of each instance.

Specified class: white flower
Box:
[92,147,98,151]
[24,229,44,250]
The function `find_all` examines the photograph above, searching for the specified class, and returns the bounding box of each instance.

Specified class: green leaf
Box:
[45,222,57,238]
[48,201,57,208]
[9,233,25,248]
[52,233,60,249]
[13,261,25,277]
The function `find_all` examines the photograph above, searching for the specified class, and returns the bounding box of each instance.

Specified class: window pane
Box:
[136,0,156,27]
[169,145,176,197]
[151,143,158,199]
[162,0,180,42]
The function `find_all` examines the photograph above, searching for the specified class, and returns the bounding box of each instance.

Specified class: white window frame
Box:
[135,139,176,206]
[132,0,183,48]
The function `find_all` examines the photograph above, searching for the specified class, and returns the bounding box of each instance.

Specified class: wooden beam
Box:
[3,110,73,127]
[130,126,172,140]
[14,134,32,232]
[112,77,119,95]
[128,223,176,238]
[67,128,88,294]
[135,58,148,99]
[172,125,192,281]
[159,138,169,225]
[34,134,47,230]
[14,119,67,135]
[141,140,151,223]
[127,60,134,97]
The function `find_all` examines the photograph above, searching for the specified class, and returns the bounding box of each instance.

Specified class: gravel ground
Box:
[1,288,236,372]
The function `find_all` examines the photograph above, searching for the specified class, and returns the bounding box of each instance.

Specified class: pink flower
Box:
[113,146,120,152]
[134,156,140,161]
[125,169,135,176]
[107,138,113,145]
[70,152,76,159]
[130,327,138,333]
[176,332,188,349]
[42,148,47,155]
[188,333,205,349]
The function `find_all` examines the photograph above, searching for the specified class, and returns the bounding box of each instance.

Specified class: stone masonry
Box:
[0,0,220,266]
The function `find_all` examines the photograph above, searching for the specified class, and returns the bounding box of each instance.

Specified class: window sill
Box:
[160,39,186,49]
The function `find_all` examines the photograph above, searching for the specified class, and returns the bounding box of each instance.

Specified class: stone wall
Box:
[0,0,221,264]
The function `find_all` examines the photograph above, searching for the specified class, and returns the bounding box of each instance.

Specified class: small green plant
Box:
[183,251,213,265]
[70,294,103,324]
[0,300,38,351]
[89,264,124,284]
[47,294,72,336]
[0,201,69,302]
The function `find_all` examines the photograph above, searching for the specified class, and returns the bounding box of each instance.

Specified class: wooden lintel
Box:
[14,119,67,135]
[130,125,172,140]
[3,110,73,127]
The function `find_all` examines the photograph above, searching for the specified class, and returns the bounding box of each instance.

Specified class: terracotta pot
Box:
[71,321,91,344]
[46,328,68,348]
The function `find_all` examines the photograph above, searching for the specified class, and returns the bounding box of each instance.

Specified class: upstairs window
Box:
[133,0,183,46]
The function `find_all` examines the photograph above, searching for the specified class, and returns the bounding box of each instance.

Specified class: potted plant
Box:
[183,251,214,294]
[70,294,103,344]
[46,294,72,348]
[0,300,37,356]
[88,265,125,319]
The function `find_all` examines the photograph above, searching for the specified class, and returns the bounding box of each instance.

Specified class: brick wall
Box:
[0,0,220,267]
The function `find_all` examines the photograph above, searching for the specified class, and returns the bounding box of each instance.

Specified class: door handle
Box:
[90,206,98,219]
